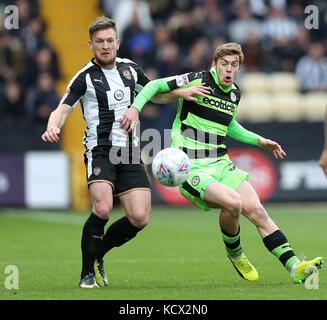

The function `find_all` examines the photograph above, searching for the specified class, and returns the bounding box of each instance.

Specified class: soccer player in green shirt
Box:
[121,42,323,283]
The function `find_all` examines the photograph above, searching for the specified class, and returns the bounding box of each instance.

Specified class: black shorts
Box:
[84,146,151,196]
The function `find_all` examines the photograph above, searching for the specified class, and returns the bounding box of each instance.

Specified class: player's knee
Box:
[226,195,242,218]
[92,200,113,219]
[128,208,150,229]
[247,201,268,223]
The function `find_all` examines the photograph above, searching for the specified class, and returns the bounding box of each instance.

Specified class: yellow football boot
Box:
[94,258,108,287]
[228,253,259,282]
[291,257,323,284]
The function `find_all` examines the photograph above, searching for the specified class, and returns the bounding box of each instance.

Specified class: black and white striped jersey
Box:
[60,57,150,151]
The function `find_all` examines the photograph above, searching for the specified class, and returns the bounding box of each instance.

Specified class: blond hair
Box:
[88,16,117,40]
[213,42,244,65]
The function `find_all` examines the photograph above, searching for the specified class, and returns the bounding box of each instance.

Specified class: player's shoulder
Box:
[186,71,207,82]
[116,57,138,67]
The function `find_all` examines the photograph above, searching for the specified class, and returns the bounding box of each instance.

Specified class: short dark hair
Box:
[88,16,117,40]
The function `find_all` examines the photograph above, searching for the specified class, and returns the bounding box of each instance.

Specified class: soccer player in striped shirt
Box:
[122,42,323,284]
[41,16,207,288]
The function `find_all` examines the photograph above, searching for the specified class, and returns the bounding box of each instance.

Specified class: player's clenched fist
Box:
[41,127,61,143]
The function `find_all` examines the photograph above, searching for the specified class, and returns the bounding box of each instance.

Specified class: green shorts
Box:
[179,155,249,211]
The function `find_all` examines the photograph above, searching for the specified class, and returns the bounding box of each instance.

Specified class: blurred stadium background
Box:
[0,0,326,211]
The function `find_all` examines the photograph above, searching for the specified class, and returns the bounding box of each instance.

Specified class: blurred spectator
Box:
[173,7,205,57]
[203,4,228,41]
[21,46,60,89]
[0,81,24,124]
[20,17,48,58]
[24,72,59,124]
[248,0,267,19]
[295,42,327,92]
[99,0,120,18]
[271,26,310,72]
[119,11,154,67]
[111,0,154,40]
[184,37,211,72]
[228,5,262,44]
[152,23,188,76]
[242,31,267,72]
[288,1,305,25]
[262,6,298,46]
[14,0,40,30]
[260,6,299,71]
[154,41,184,77]
[148,0,176,23]
[0,30,25,84]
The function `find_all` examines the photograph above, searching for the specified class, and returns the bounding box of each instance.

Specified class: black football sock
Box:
[263,230,298,273]
[100,216,142,258]
[81,212,108,278]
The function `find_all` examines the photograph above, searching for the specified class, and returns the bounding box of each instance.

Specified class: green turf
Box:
[0,204,326,300]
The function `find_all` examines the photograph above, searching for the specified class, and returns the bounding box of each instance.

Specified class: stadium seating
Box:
[301,92,327,121]
[273,93,305,122]
[240,72,270,95]
[269,72,300,94]
[239,71,326,122]
[237,93,276,122]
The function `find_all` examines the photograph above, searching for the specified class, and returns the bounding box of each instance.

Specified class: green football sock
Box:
[221,227,243,258]
[263,230,298,272]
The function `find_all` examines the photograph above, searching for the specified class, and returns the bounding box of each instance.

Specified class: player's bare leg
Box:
[236,180,278,238]
[204,182,258,281]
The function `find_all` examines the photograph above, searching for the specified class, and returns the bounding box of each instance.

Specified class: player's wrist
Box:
[131,104,142,112]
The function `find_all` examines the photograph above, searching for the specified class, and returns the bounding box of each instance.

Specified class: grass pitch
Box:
[0,204,326,300]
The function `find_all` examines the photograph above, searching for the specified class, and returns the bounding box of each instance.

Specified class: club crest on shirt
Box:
[230,91,237,102]
[123,69,132,80]
[93,167,101,176]
[191,175,200,186]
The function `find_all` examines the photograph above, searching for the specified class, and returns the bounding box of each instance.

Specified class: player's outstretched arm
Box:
[227,118,286,159]
[41,104,73,143]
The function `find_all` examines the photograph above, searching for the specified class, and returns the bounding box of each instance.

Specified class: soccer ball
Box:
[152,148,191,187]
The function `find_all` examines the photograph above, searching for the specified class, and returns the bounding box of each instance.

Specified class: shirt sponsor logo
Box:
[114,90,124,101]
[202,97,235,112]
